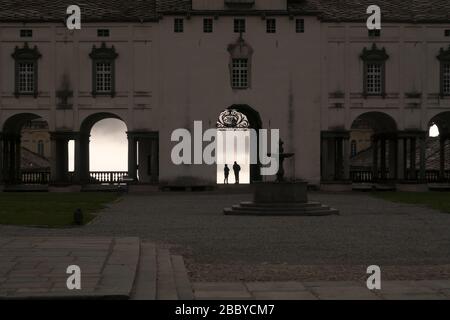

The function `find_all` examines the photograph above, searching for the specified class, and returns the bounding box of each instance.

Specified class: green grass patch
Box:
[0,192,121,227]
[373,192,450,214]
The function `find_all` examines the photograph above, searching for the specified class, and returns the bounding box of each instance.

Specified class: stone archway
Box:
[78,113,128,184]
[216,104,262,184]
[427,111,450,182]
[1,113,50,185]
[349,112,399,182]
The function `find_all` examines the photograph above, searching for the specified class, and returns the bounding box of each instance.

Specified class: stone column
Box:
[342,137,350,181]
[75,133,90,183]
[150,135,159,183]
[50,133,70,184]
[419,135,426,182]
[397,137,405,180]
[380,138,387,180]
[8,135,17,183]
[0,133,3,184]
[127,133,138,181]
[15,136,22,183]
[321,136,329,181]
[410,137,417,180]
[335,137,343,180]
[372,137,379,181]
[440,136,446,181]
[388,139,397,179]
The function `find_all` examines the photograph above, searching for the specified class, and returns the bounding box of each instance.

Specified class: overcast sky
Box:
[69,119,128,171]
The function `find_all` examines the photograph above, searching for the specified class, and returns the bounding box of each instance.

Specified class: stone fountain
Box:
[224,141,339,216]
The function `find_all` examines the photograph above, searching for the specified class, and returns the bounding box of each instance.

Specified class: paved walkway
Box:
[1,237,450,300]
[0,237,139,299]
[192,280,450,300]
[1,192,450,282]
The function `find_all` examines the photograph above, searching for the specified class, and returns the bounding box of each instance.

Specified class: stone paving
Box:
[0,237,139,299]
[1,192,450,288]
[1,236,450,300]
[192,280,450,300]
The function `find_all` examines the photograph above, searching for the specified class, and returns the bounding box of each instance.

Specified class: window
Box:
[351,140,357,157]
[442,63,450,95]
[203,18,213,33]
[296,19,305,33]
[368,29,381,37]
[360,44,389,97]
[266,19,276,33]
[18,63,35,94]
[20,29,33,38]
[37,140,44,156]
[174,18,184,33]
[89,43,118,97]
[445,30,450,37]
[437,46,450,97]
[231,59,248,89]
[366,63,382,95]
[95,62,112,93]
[234,19,246,33]
[97,29,110,37]
[12,43,41,97]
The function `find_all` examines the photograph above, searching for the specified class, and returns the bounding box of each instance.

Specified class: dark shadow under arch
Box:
[351,111,397,133]
[3,113,45,134]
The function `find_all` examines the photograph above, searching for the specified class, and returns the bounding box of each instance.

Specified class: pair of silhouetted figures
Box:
[224,162,241,184]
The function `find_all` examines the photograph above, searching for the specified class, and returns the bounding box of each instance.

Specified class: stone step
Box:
[239,201,322,208]
[131,242,157,300]
[224,206,339,216]
[234,204,327,212]
[171,255,194,300]
[156,248,178,300]
[97,237,141,299]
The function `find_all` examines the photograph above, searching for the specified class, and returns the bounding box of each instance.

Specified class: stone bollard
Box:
[73,208,84,225]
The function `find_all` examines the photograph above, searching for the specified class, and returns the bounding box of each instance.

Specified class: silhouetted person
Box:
[224,164,230,184]
[233,161,241,184]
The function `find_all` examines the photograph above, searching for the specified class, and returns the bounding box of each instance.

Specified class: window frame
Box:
[231,58,249,89]
[266,18,276,34]
[97,29,110,37]
[203,18,213,33]
[228,36,253,90]
[368,29,381,37]
[89,42,118,97]
[12,43,41,98]
[437,46,450,97]
[20,29,33,38]
[360,44,389,98]
[234,18,246,33]
[174,18,184,33]
[295,19,305,33]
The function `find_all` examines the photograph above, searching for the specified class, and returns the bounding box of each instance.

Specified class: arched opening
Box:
[2,113,51,185]
[216,105,262,185]
[79,113,128,184]
[426,112,450,182]
[349,112,398,183]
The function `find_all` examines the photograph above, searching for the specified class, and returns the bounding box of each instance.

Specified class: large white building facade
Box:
[0,0,449,190]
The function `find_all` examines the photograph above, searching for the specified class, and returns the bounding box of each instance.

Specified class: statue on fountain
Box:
[275,140,294,182]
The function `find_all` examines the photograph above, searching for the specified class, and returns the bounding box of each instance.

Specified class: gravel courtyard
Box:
[1,192,450,281]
